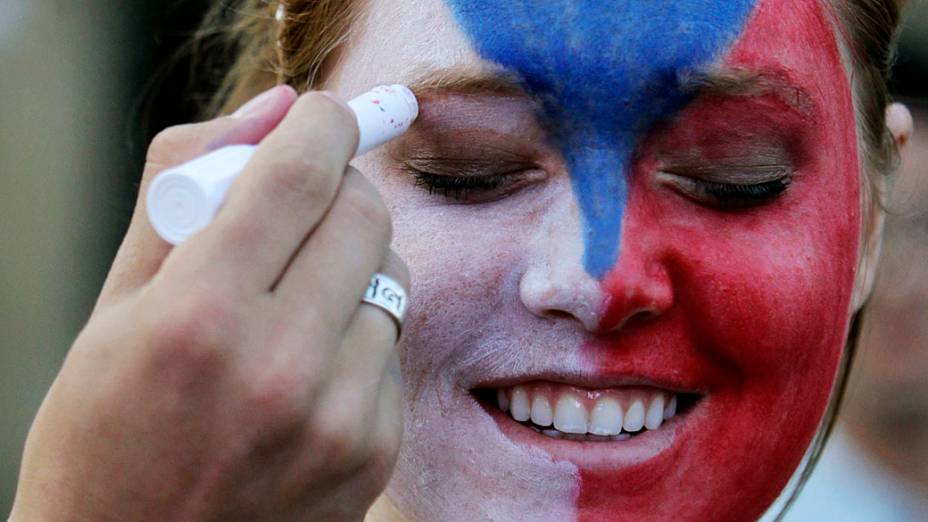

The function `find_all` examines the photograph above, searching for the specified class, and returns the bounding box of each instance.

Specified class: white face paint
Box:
[326,0,587,519]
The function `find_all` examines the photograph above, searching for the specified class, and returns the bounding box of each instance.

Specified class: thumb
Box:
[96,85,298,309]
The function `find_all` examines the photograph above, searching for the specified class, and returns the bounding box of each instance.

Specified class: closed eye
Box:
[657,168,792,209]
[401,158,545,203]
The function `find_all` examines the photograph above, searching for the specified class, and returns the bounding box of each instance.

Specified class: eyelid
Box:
[401,155,540,176]
[658,164,791,185]
[404,164,546,204]
[655,168,792,209]
[398,151,548,192]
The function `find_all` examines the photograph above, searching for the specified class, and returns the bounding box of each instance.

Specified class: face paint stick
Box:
[146,84,419,245]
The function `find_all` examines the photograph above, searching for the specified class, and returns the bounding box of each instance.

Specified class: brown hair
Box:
[191,0,906,518]
[197,0,905,177]
[834,0,906,179]
[195,0,360,117]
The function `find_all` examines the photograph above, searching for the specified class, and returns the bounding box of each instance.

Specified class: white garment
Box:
[784,429,924,521]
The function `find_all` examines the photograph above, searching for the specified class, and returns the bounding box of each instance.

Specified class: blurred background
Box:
[0,1,925,519]
[0,0,219,514]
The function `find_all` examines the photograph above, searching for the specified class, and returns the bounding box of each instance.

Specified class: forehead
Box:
[332,0,848,277]
[326,0,479,93]
[329,0,838,97]
[432,1,758,120]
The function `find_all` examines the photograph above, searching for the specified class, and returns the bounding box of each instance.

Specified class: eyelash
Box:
[411,171,522,202]
[409,166,791,207]
[662,173,792,209]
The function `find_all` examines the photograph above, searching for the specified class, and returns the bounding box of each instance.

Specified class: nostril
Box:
[597,260,675,331]
[599,305,665,333]
[543,310,575,322]
[628,307,662,325]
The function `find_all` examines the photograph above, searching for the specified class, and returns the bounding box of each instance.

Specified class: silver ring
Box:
[361,273,407,339]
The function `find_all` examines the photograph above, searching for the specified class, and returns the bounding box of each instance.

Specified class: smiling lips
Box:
[493,383,683,441]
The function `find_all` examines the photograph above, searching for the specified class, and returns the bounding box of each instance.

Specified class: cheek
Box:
[384,172,581,338]
[576,145,859,521]
[381,181,587,520]
[664,0,862,391]
[648,188,857,376]
[385,189,541,375]
[578,0,861,519]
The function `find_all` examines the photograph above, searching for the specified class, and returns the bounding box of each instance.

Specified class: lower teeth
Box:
[530,425,633,441]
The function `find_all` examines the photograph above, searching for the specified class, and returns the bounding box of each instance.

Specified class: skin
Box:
[11,88,409,521]
[579,2,856,518]
[440,0,758,277]
[330,0,875,520]
[10,0,912,521]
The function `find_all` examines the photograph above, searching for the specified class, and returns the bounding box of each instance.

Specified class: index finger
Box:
[96,86,297,309]
[174,91,360,294]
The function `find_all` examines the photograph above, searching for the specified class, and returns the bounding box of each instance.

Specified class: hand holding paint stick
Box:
[147,84,419,244]
[11,85,418,521]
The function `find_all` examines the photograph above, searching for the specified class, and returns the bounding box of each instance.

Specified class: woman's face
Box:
[328,0,863,520]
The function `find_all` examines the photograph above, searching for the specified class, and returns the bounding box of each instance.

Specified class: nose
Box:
[519,190,673,334]
[597,238,674,332]
[519,195,604,331]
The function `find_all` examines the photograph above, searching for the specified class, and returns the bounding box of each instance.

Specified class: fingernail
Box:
[233,86,281,118]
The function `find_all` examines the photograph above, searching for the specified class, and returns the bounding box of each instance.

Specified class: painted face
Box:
[328,0,862,520]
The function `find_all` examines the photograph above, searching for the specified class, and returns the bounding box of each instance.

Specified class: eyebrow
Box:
[405,64,816,116]
[406,65,527,97]
[679,67,816,117]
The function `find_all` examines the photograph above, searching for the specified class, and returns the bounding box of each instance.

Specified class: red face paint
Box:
[579,1,860,520]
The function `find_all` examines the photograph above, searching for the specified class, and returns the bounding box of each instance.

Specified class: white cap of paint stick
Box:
[147,84,418,245]
[348,84,419,156]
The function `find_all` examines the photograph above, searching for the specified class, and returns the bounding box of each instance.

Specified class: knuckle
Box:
[147,125,186,155]
[262,147,338,203]
[210,214,265,254]
[143,286,242,372]
[241,366,308,430]
[145,125,195,170]
[300,91,359,141]
[307,412,367,465]
[342,180,392,240]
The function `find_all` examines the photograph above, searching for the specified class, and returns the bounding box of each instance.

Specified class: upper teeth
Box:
[498,384,679,437]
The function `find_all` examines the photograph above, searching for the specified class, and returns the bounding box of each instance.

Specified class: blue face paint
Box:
[442,0,757,277]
